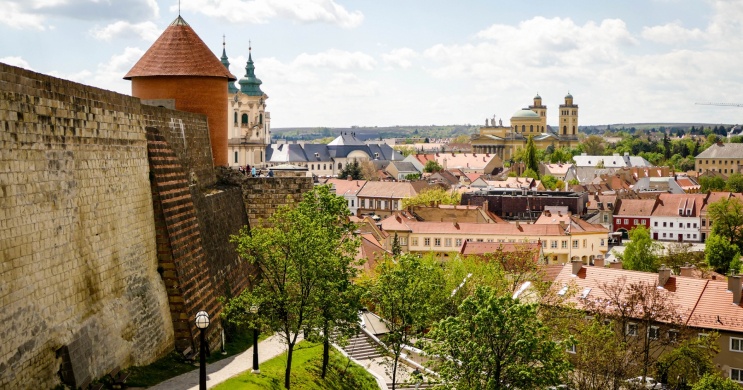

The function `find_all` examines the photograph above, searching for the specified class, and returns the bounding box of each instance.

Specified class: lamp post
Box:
[250,304,260,373]
[195,311,210,390]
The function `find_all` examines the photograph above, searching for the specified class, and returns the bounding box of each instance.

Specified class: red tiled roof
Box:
[552,265,709,325]
[125,16,236,80]
[326,178,366,196]
[460,241,540,256]
[688,280,743,332]
[380,216,566,236]
[356,233,391,272]
[615,198,657,217]
[652,193,706,217]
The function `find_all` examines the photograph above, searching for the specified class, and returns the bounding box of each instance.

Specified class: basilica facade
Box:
[221,42,271,168]
[472,93,579,162]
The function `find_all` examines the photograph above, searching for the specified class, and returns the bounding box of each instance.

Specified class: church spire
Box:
[239,41,264,96]
[220,35,238,94]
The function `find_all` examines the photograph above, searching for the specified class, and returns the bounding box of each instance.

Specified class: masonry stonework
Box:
[0,63,172,389]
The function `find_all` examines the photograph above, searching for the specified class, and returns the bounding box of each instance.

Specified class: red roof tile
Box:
[125,16,236,80]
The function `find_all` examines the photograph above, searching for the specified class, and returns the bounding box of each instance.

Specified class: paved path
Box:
[147,334,297,390]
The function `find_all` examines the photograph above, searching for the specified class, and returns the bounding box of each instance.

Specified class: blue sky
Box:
[2,0,743,128]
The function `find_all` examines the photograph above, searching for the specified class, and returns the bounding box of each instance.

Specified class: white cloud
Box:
[178,0,363,28]
[642,21,704,44]
[0,1,46,29]
[90,21,159,41]
[0,56,33,70]
[294,49,376,71]
[382,48,417,69]
[0,0,159,29]
[51,47,145,94]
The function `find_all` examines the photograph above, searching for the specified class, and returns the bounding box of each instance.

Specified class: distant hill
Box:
[271,123,738,142]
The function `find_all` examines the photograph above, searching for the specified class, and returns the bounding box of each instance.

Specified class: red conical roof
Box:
[124,16,236,80]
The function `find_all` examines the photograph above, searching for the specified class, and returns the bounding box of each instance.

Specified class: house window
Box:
[400,237,407,246]
[392,201,398,210]
[360,199,366,208]
[566,342,576,354]
[731,337,743,352]
[424,238,431,246]
[668,329,679,343]
[624,219,629,224]
[663,233,667,238]
[702,219,706,227]
[234,151,238,163]
[649,326,660,340]
[626,323,638,336]
[654,221,658,227]
[445,238,452,247]
[562,240,568,249]
[687,223,691,228]
[551,241,558,249]
[434,238,441,247]
[455,238,462,247]
[670,222,674,228]
[634,219,638,225]
[615,218,620,224]
[732,368,743,383]
[351,200,355,207]
[572,240,579,249]
[411,238,418,246]
[600,239,605,246]
[663,222,667,227]
[583,239,587,248]
[603,214,608,223]
[694,223,698,228]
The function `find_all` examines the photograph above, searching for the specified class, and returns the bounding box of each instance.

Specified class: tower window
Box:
[573,126,576,135]
[563,126,567,134]
[241,113,248,125]
[234,151,238,163]
[259,113,263,124]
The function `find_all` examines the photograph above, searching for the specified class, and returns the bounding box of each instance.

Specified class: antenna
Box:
[178,0,181,15]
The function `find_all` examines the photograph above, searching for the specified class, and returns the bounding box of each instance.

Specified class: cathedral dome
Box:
[512,109,540,118]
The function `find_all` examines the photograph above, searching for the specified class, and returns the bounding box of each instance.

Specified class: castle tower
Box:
[528,93,547,132]
[559,92,579,136]
[124,15,236,166]
[226,44,270,168]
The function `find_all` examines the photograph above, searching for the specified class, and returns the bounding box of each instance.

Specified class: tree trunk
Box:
[284,342,295,389]
[392,355,399,390]
[321,320,330,379]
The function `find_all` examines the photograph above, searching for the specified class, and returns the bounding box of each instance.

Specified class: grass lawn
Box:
[125,331,256,388]
[213,341,379,390]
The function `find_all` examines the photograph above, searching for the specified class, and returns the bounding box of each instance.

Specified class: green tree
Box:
[339,160,363,180]
[727,173,743,192]
[704,232,739,274]
[524,135,540,177]
[402,187,461,208]
[691,372,740,390]
[699,176,725,192]
[227,186,361,389]
[393,145,416,157]
[523,168,540,180]
[620,226,662,272]
[423,159,443,173]
[541,174,558,190]
[708,197,743,248]
[391,232,401,257]
[428,286,570,390]
[583,135,606,155]
[656,332,719,388]
[361,254,447,390]
[569,316,632,390]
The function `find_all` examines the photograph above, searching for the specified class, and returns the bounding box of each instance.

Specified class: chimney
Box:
[594,257,605,267]
[454,221,460,229]
[728,275,742,305]
[679,264,694,277]
[395,214,402,223]
[658,264,671,287]
[609,260,623,269]
[571,259,583,276]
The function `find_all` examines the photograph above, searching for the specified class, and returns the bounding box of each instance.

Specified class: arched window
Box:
[563,126,567,134]
[260,151,263,162]
[311,164,314,170]
[241,113,248,125]
[234,112,238,124]
[530,125,533,132]
[572,126,576,134]
[323,164,327,170]
[338,163,342,169]
[521,125,526,132]
[259,113,263,124]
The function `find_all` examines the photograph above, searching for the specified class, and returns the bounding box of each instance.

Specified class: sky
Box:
[2,0,743,129]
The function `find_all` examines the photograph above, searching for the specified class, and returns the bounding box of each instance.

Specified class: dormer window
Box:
[598,202,603,209]
[607,203,613,209]
[686,209,691,216]
[679,209,684,216]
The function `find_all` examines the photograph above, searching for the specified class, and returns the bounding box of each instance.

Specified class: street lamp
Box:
[195,311,210,390]
[250,305,260,373]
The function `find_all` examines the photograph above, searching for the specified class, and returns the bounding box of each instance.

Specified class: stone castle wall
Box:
[0,63,173,388]
[0,62,310,389]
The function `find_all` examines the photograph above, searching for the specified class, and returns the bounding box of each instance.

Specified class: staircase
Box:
[343,332,386,360]
[386,382,437,389]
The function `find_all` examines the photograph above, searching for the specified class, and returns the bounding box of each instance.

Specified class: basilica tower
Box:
[558,92,579,136]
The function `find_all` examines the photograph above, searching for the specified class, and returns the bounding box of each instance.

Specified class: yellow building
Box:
[379,210,608,264]
[472,93,579,161]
